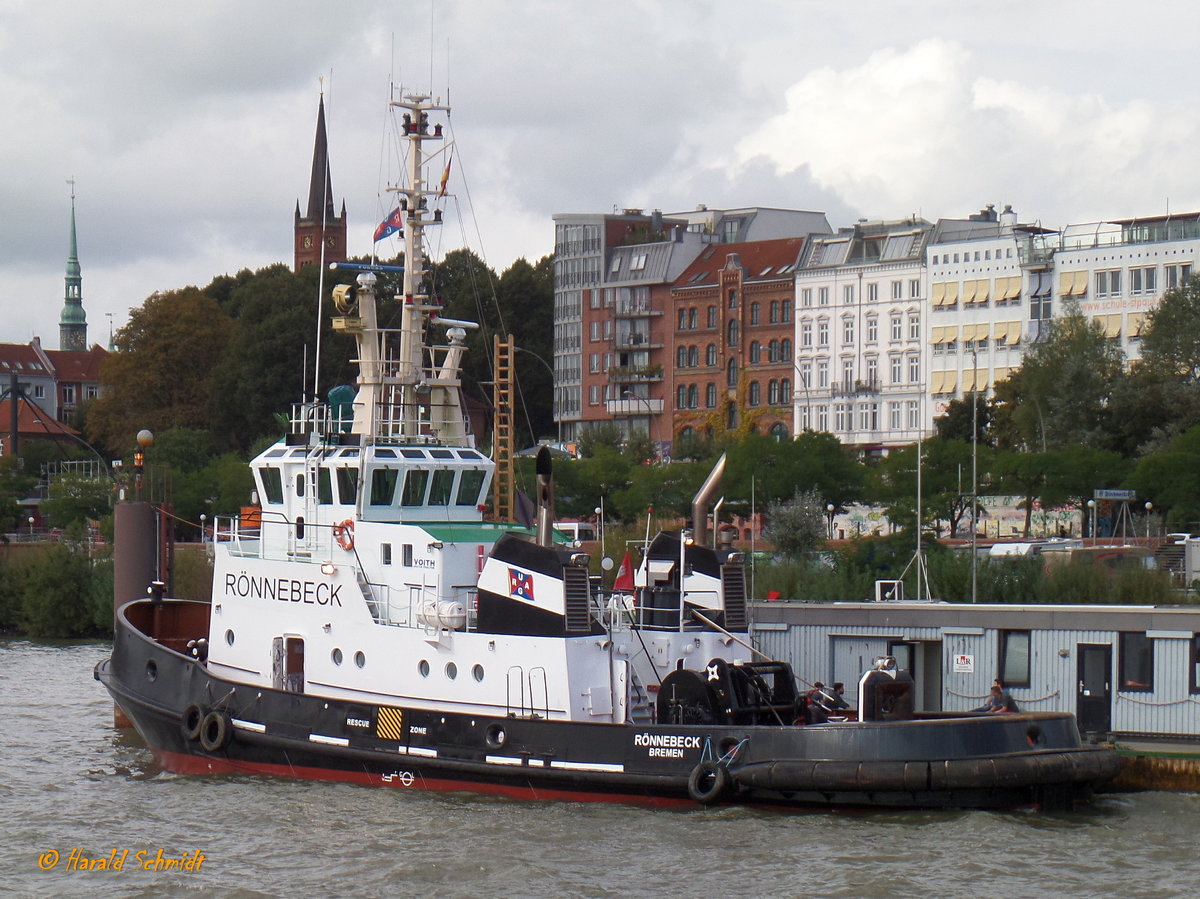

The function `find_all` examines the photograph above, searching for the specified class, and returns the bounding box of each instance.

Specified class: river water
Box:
[2,640,1198,899]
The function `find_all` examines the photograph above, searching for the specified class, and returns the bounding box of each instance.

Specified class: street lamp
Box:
[1087,499,1096,545]
[514,346,561,447]
[621,390,652,442]
[27,516,34,540]
[1144,501,1153,542]
[826,503,836,541]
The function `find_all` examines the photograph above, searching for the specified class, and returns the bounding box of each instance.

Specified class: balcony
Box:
[613,331,660,350]
[830,378,881,396]
[606,396,665,417]
[607,364,664,383]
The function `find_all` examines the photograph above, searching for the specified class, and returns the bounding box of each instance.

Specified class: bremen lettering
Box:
[225,573,343,607]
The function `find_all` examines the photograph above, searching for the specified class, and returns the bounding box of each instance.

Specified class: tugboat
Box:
[96,89,1119,810]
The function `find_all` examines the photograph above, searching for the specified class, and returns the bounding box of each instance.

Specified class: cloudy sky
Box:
[5,0,1200,346]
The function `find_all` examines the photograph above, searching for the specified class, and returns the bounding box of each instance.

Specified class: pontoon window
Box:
[317,469,333,504]
[1119,632,1153,692]
[260,467,284,505]
[370,468,399,506]
[400,470,430,506]
[428,469,455,506]
[999,630,1031,688]
[456,469,487,506]
[335,467,358,504]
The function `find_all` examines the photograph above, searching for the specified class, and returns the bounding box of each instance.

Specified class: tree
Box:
[1140,276,1200,382]
[40,472,114,530]
[87,288,233,454]
[991,299,1126,453]
[1129,425,1200,530]
[724,430,864,510]
[763,489,828,560]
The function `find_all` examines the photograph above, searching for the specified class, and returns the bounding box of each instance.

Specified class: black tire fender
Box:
[687,761,731,805]
[199,710,232,753]
[181,703,205,742]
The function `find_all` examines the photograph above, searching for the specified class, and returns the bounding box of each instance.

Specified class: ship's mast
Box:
[342,90,469,445]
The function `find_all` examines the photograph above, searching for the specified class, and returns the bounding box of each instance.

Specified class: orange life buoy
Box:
[333,519,355,551]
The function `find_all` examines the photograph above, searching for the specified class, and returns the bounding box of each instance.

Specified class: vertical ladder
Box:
[721,563,748,630]
[492,334,515,522]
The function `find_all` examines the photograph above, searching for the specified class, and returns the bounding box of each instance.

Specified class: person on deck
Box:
[974,683,1019,714]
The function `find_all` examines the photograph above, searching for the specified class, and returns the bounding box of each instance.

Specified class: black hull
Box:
[97,600,1121,810]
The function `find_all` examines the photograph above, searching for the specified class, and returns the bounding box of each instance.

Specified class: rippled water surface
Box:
[2,640,1198,898]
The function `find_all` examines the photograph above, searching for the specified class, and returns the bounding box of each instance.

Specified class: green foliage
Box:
[13,543,107,637]
[40,473,114,530]
[0,456,37,532]
[724,430,863,510]
[762,489,827,560]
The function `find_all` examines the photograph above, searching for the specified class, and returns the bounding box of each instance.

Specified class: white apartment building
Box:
[793,218,933,453]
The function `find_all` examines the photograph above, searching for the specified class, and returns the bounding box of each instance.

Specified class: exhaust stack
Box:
[691,453,726,547]
[534,446,555,547]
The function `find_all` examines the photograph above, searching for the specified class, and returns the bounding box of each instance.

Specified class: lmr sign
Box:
[1094,489,1137,501]
[954,654,975,674]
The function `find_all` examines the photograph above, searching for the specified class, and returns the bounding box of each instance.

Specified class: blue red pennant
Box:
[373,207,404,242]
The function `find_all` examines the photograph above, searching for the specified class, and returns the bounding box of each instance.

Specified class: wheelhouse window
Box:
[400,470,430,506]
[335,467,359,504]
[456,469,487,506]
[427,469,455,506]
[1119,632,1154,692]
[260,467,284,505]
[317,469,333,504]
[999,630,1031,688]
[370,468,398,506]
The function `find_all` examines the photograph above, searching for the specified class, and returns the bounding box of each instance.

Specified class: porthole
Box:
[354,650,366,669]
[145,659,158,682]
[445,662,458,680]
[224,629,235,646]
[331,648,343,666]
[472,664,484,683]
[418,659,430,677]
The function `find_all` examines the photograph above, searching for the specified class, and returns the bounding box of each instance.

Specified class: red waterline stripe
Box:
[151,747,692,809]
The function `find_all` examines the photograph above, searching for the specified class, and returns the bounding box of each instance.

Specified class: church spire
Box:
[294,87,347,270]
[60,179,87,350]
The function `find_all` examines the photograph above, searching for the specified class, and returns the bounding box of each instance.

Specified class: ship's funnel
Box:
[535,446,556,547]
[691,453,726,547]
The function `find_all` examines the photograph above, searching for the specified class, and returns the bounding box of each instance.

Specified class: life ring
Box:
[687,760,731,805]
[181,703,205,742]
[333,519,355,551]
[199,710,232,753]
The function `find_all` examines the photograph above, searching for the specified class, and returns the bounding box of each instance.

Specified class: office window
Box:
[867,283,878,302]
[817,359,829,388]
[677,347,688,368]
[909,279,921,298]
[781,302,791,323]
[908,313,921,340]
[1095,269,1121,298]
[818,320,829,346]
[768,380,778,405]
[843,318,854,344]
[750,302,760,324]
[801,320,812,347]
[891,315,902,341]
[866,316,878,343]
[781,338,792,361]
[908,355,920,383]
[767,340,778,363]
[843,285,854,304]
[688,346,698,367]
[678,309,687,329]
[892,281,903,300]
[906,400,920,428]
[999,630,1031,688]
[706,344,717,366]
[890,356,902,384]
[769,300,779,323]
[749,341,761,364]
[1120,632,1153,692]
[706,383,716,408]
[726,359,738,388]
[801,288,813,308]
[727,319,738,347]
[818,286,830,306]
[748,381,760,406]
[689,308,697,329]
[707,305,717,328]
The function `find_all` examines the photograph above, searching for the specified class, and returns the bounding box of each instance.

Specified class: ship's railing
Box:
[213,511,341,562]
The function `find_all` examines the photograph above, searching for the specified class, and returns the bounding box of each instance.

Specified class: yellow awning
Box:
[1073,270,1090,296]
[1059,271,1075,295]
[1104,313,1122,338]
[975,323,991,341]
[944,282,959,304]
[932,282,947,305]
[942,369,958,393]
[993,366,1011,382]
[993,321,1009,341]
[962,368,976,392]
[931,326,944,344]
[1128,311,1146,337]
[1002,275,1021,299]
[1006,321,1022,345]
[944,326,959,344]
[976,279,991,302]
[930,371,944,393]
[962,280,978,304]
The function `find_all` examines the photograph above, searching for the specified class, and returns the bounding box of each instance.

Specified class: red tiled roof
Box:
[0,342,52,375]
[0,397,79,449]
[44,345,108,382]
[673,237,806,289]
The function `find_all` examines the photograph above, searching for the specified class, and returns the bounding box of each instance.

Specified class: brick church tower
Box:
[294,93,347,270]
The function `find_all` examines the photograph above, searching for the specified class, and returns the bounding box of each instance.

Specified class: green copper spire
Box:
[60,179,87,350]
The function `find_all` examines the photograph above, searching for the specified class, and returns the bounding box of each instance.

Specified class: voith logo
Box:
[508,568,535,602]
